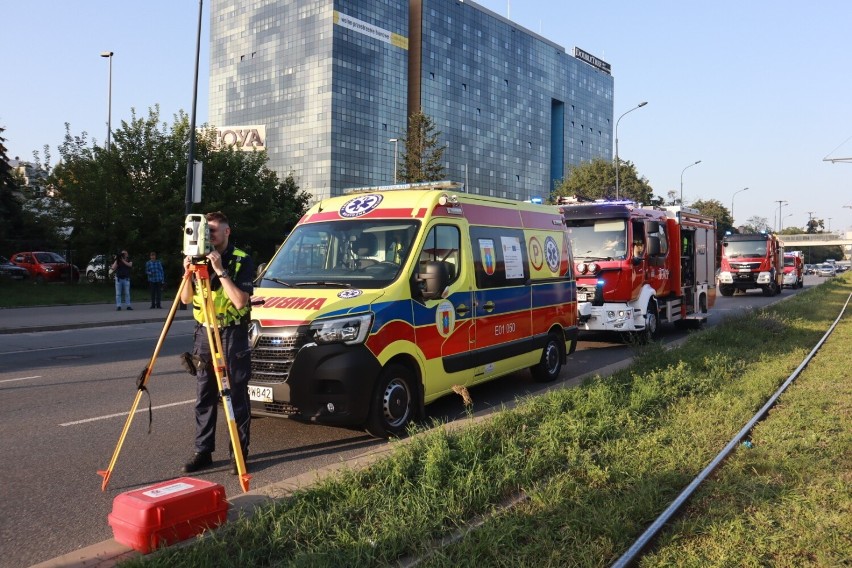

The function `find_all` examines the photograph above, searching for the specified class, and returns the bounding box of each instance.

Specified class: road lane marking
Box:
[60,399,196,426]
[0,375,42,384]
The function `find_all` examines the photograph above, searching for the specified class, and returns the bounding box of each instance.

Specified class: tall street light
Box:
[731,187,748,226]
[184,0,204,216]
[679,160,701,205]
[774,200,787,232]
[100,51,114,151]
[389,138,399,183]
[614,101,647,199]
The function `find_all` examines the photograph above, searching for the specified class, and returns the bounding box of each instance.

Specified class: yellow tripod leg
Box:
[98,273,192,491]
[197,272,252,492]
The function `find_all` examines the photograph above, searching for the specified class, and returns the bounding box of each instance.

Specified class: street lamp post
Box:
[774,200,788,232]
[731,186,748,226]
[389,138,399,183]
[100,51,114,151]
[781,213,793,232]
[184,0,204,216]
[679,160,701,205]
[614,101,647,199]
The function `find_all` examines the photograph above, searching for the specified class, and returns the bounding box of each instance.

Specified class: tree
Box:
[806,218,824,234]
[0,126,23,246]
[398,111,445,183]
[690,198,734,236]
[741,216,770,234]
[44,106,311,280]
[552,158,656,204]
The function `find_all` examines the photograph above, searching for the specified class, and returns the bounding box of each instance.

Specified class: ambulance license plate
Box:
[248,384,273,402]
[577,293,587,302]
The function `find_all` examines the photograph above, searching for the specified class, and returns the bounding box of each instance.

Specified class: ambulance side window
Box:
[470,226,529,289]
[419,225,461,284]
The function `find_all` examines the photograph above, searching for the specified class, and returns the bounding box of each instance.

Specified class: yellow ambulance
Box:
[248,181,578,437]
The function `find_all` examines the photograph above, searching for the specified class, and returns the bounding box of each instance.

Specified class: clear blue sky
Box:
[3,0,852,233]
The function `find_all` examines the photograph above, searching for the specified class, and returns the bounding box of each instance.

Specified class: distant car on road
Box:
[0,255,30,281]
[9,251,80,284]
[85,254,114,283]
[816,263,836,277]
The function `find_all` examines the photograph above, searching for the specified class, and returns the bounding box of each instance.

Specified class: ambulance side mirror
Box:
[415,261,450,301]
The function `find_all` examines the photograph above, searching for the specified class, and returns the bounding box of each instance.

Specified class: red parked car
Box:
[9,251,80,284]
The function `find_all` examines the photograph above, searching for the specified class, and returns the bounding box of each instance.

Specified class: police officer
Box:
[179,211,254,474]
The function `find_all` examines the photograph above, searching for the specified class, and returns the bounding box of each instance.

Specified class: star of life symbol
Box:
[544,236,560,273]
[337,289,363,299]
[340,194,383,218]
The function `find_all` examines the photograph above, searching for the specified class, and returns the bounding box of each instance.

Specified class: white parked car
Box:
[85,254,115,283]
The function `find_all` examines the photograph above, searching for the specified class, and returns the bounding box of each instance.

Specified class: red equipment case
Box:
[108,477,230,554]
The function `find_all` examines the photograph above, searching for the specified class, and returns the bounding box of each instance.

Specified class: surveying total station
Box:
[98,214,251,493]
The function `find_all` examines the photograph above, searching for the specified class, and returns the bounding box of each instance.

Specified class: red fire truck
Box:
[559,200,717,341]
[718,232,784,296]
[782,251,804,289]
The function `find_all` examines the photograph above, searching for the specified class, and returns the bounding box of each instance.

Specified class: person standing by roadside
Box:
[179,211,254,475]
[145,251,164,309]
[111,250,133,311]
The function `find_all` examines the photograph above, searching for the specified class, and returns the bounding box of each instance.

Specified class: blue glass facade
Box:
[209,0,613,202]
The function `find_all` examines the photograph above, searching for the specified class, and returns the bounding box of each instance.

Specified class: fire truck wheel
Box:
[639,300,659,344]
[365,363,416,438]
[720,285,734,297]
[531,333,563,382]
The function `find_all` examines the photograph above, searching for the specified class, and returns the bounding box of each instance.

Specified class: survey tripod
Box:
[98,260,251,493]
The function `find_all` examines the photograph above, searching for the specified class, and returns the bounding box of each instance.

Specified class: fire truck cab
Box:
[560,200,717,342]
[718,232,784,296]
[782,251,804,289]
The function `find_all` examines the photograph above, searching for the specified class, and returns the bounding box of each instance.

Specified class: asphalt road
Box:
[0,278,818,567]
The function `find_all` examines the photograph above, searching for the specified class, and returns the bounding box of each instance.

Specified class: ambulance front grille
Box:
[250,332,307,384]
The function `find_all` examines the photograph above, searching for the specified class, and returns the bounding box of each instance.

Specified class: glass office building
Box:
[209,0,613,202]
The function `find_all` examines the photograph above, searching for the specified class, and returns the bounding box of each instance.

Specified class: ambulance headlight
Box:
[310,314,373,345]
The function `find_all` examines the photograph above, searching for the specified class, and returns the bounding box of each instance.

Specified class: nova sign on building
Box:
[215,125,266,151]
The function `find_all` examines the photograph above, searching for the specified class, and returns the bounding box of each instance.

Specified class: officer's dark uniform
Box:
[189,243,254,460]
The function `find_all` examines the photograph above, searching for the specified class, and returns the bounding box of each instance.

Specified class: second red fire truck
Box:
[718,232,784,296]
[559,199,717,342]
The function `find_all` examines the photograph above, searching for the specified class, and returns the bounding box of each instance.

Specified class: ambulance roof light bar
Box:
[343,180,465,194]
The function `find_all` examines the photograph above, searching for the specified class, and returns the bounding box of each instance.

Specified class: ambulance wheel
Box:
[531,333,563,382]
[365,364,415,438]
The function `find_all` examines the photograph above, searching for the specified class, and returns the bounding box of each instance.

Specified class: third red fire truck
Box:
[559,199,717,342]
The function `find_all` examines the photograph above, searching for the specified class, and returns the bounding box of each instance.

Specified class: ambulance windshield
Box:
[564,219,628,260]
[261,219,420,289]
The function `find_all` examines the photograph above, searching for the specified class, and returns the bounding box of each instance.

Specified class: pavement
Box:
[0,302,195,335]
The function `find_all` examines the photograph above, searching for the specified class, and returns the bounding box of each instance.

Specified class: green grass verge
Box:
[121,275,852,567]
[0,280,175,308]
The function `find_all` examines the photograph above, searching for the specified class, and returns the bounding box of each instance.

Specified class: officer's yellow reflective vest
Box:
[192,248,250,327]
